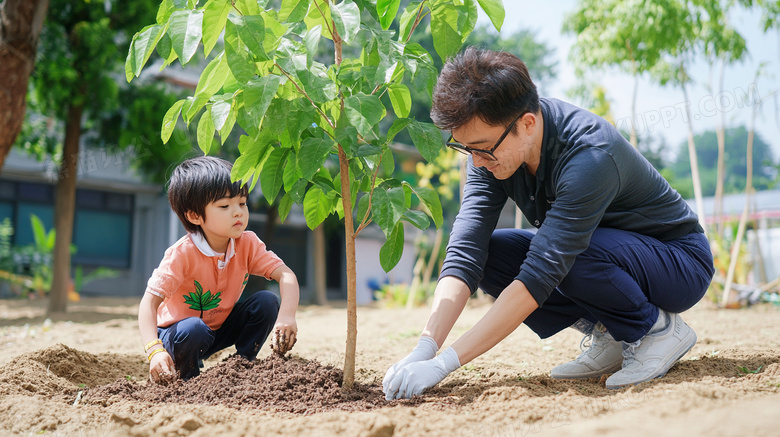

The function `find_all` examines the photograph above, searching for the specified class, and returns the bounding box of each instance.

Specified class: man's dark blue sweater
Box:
[440,98,703,306]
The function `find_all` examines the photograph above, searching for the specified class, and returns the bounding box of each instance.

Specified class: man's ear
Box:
[520,112,538,133]
[185,211,203,226]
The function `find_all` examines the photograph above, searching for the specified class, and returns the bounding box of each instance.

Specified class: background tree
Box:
[127,0,506,389]
[693,0,748,236]
[564,0,692,148]
[28,0,159,314]
[0,0,49,171]
[669,126,777,198]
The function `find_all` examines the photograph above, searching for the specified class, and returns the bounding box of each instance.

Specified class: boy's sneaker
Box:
[551,322,623,379]
[606,310,696,389]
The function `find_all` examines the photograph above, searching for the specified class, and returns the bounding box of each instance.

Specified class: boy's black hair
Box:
[167,156,248,236]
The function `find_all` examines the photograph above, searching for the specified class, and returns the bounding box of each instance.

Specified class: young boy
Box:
[138,156,300,383]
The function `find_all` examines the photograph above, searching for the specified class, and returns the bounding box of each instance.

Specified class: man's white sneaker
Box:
[605,311,696,389]
[551,322,623,379]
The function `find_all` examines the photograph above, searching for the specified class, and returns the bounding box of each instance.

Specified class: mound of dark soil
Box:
[84,354,407,414]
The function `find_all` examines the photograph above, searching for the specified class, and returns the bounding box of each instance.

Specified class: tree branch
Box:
[314,0,336,41]
[273,63,336,131]
[354,152,383,237]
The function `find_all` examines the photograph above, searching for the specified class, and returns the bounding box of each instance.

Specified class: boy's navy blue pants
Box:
[479,228,715,343]
[157,290,280,380]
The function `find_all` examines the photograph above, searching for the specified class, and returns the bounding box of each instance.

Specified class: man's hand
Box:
[382,336,439,394]
[271,315,297,356]
[148,349,176,384]
[384,347,461,400]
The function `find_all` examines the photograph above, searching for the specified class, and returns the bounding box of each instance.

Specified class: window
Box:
[0,180,134,268]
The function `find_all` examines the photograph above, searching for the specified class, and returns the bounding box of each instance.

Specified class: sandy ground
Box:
[1,295,779,437]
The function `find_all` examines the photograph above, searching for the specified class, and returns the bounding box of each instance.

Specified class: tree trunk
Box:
[713,58,726,236]
[722,99,758,307]
[0,0,50,171]
[333,27,356,390]
[338,143,357,390]
[47,103,83,314]
[681,80,707,235]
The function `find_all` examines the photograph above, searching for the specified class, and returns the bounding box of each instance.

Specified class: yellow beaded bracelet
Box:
[144,339,162,352]
[147,347,167,362]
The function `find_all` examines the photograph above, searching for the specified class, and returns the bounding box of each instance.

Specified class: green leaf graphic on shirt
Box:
[183,280,222,318]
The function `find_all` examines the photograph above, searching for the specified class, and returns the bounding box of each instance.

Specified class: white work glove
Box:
[382,336,439,394]
[384,347,461,400]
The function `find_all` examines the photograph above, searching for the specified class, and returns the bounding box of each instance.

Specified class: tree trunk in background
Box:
[681,80,707,235]
[713,59,726,237]
[47,103,82,314]
[0,0,49,171]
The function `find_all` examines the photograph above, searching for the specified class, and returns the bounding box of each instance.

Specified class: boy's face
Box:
[186,195,249,251]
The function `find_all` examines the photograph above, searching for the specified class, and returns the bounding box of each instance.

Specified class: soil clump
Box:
[84,353,403,414]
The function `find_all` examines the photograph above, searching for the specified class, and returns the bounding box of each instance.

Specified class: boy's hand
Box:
[149,350,176,384]
[271,316,297,356]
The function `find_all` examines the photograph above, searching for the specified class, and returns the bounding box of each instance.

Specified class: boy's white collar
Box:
[189,232,235,267]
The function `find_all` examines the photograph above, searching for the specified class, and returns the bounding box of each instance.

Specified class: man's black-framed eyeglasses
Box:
[446,112,525,162]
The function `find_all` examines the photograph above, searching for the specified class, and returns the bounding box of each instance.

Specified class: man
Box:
[382,47,714,400]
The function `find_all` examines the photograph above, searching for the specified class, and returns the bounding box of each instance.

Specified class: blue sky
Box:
[477,1,780,162]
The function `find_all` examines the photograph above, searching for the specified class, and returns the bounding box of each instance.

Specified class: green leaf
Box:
[344,93,386,137]
[244,75,281,125]
[232,134,270,187]
[280,0,311,22]
[379,222,404,272]
[183,95,210,124]
[430,2,461,63]
[126,24,166,81]
[218,101,237,143]
[283,155,303,191]
[303,25,322,68]
[372,187,405,237]
[403,210,430,229]
[194,280,203,294]
[161,99,186,143]
[303,186,332,230]
[260,147,289,204]
[202,0,231,56]
[410,185,443,228]
[380,146,394,175]
[477,0,504,32]
[387,83,411,118]
[169,10,204,64]
[297,68,339,104]
[198,106,216,154]
[279,193,294,222]
[331,0,361,43]
[233,15,269,61]
[194,53,228,99]
[299,137,334,181]
[335,126,358,155]
[235,0,261,15]
[156,33,179,67]
[211,99,232,131]
[407,120,442,163]
[387,117,412,143]
[377,0,401,30]
[225,40,256,83]
[356,144,382,157]
[29,214,47,251]
[157,0,174,24]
